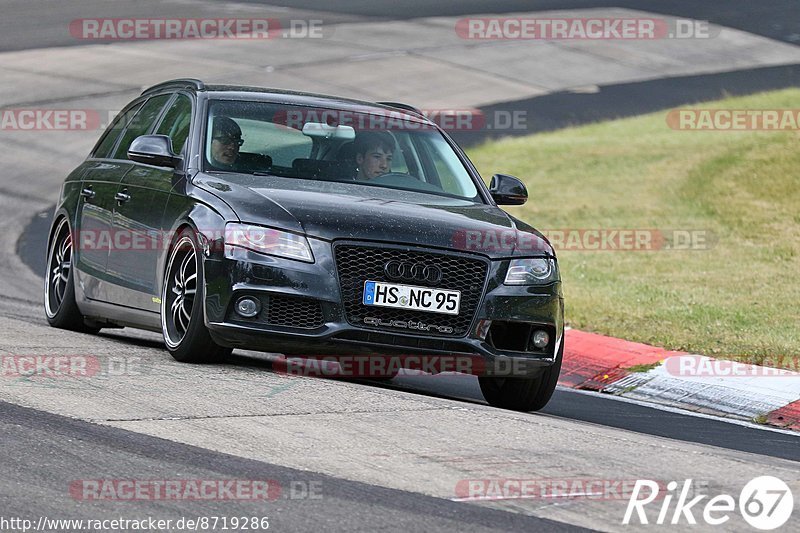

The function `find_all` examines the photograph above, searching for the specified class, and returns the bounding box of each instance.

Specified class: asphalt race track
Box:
[2,0,798,51]
[1,1,798,532]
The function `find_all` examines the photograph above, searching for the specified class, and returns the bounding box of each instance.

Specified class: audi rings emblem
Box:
[384,261,443,284]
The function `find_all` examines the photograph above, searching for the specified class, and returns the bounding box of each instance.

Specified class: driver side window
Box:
[156,94,193,155]
[112,94,171,160]
[92,102,144,159]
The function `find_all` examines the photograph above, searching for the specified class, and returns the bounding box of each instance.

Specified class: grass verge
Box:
[467,89,800,366]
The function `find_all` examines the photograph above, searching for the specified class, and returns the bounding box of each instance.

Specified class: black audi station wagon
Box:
[44,79,564,411]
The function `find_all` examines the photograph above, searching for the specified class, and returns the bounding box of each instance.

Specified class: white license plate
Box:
[362,280,460,315]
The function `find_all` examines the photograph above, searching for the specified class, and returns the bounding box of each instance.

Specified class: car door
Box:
[105,93,191,312]
[74,101,144,302]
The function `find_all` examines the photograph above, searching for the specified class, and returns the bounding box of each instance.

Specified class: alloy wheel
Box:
[162,236,198,348]
[44,218,73,318]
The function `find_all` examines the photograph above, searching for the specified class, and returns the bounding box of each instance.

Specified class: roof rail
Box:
[376,101,424,116]
[142,78,205,95]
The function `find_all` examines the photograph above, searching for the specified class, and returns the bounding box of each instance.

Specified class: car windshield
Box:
[204,99,482,202]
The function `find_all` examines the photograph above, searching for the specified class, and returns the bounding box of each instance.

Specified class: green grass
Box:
[753,414,769,425]
[626,363,662,374]
[467,89,800,365]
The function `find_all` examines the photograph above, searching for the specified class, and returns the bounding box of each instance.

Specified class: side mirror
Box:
[128,135,182,168]
[489,174,528,205]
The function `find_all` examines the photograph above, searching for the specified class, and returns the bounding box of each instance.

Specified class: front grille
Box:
[334,244,488,337]
[229,294,324,330]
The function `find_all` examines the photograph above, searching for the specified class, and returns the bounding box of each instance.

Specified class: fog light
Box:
[235,297,260,318]
[531,330,549,349]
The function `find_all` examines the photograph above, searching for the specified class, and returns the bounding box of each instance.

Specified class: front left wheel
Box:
[161,227,231,363]
[479,340,563,412]
[44,217,98,333]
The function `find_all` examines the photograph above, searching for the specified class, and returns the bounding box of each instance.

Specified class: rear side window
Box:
[93,102,144,159]
[112,94,171,160]
[156,94,193,155]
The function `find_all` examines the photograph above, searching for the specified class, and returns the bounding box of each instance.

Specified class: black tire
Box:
[44,217,99,333]
[161,227,231,363]
[479,340,563,412]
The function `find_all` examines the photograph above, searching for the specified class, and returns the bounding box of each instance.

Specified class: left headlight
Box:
[225,223,314,263]
[504,257,557,285]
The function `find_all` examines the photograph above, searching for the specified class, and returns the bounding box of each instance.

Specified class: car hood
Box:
[195,174,553,258]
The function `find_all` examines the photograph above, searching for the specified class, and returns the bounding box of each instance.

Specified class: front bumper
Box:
[203,238,564,377]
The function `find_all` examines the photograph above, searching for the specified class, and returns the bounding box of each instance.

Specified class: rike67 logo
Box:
[623,477,793,530]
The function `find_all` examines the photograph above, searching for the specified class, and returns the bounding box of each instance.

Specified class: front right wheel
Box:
[479,341,563,412]
[161,228,231,363]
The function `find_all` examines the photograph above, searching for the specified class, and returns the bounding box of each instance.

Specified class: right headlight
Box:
[504,257,558,285]
[224,223,314,263]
